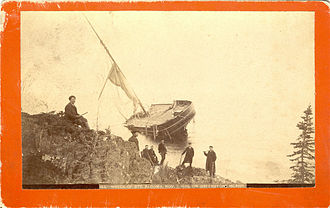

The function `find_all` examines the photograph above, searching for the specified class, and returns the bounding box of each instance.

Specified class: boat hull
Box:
[125,100,195,141]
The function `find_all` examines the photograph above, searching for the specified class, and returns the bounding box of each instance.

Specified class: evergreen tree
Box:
[287,105,315,183]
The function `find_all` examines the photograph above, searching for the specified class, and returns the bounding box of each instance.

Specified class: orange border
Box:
[1,1,329,207]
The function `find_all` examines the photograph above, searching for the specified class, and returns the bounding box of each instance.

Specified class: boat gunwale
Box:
[125,100,193,127]
[127,107,195,135]
[125,101,195,134]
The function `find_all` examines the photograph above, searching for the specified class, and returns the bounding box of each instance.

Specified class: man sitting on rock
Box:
[64,95,89,129]
[141,145,153,165]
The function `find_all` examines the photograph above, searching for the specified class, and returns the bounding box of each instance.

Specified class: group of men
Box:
[64,95,218,177]
[128,132,218,177]
[129,132,168,166]
[180,143,218,177]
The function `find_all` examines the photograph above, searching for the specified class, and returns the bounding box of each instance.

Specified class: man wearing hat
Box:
[148,145,159,165]
[203,146,217,177]
[128,131,140,151]
[64,95,89,129]
[181,142,194,167]
[158,139,167,165]
[141,145,154,165]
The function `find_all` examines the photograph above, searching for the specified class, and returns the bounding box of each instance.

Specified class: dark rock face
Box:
[22,112,153,185]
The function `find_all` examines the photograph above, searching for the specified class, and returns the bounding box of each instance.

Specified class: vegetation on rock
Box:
[22,111,244,186]
[22,112,153,184]
[152,164,244,186]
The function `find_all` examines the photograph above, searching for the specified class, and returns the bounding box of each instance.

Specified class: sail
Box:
[84,14,147,114]
[107,63,138,111]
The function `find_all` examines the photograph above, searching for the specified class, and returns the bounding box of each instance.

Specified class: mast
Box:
[84,15,148,115]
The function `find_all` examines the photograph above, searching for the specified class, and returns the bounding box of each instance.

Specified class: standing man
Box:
[148,145,159,165]
[203,146,217,177]
[181,142,194,167]
[128,131,139,151]
[65,95,89,129]
[158,140,167,165]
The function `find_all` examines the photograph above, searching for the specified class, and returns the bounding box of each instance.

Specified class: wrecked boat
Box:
[85,16,195,140]
[125,100,196,140]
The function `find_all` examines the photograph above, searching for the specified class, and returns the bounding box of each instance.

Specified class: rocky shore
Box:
[22,111,153,184]
[22,111,244,187]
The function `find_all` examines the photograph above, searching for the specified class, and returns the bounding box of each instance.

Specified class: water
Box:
[107,99,296,184]
[110,114,239,183]
[21,11,314,184]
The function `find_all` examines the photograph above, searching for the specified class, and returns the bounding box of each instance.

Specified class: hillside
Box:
[22,112,153,184]
[22,111,244,187]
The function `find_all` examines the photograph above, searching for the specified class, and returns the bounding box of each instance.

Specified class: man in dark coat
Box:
[158,140,167,165]
[128,132,139,151]
[182,142,194,167]
[204,146,217,177]
[64,95,89,129]
[148,145,158,165]
[141,145,153,164]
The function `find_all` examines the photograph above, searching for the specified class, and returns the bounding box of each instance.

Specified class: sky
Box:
[21,11,315,182]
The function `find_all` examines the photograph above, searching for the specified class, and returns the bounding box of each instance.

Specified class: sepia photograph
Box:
[21,11,315,189]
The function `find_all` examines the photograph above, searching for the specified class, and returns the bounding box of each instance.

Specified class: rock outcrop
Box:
[152,165,245,186]
[22,111,244,187]
[22,112,153,184]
